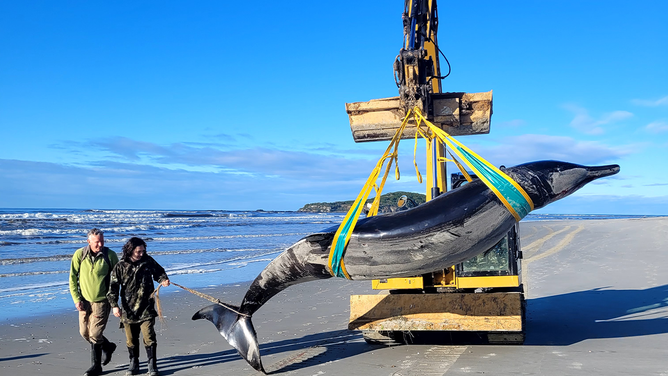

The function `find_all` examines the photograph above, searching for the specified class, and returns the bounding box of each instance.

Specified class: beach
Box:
[2,217,668,375]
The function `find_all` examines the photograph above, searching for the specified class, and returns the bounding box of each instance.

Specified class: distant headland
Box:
[298,191,426,213]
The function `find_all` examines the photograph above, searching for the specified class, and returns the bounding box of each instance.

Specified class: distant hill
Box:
[298,191,426,213]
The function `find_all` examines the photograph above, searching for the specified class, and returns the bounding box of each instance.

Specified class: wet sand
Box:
[2,217,668,375]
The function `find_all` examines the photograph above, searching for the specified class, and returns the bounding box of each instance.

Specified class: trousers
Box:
[123,318,157,348]
[78,300,111,344]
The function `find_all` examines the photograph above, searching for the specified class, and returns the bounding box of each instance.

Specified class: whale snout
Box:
[511,160,621,210]
[586,164,620,179]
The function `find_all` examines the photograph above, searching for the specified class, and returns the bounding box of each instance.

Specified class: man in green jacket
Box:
[69,228,120,376]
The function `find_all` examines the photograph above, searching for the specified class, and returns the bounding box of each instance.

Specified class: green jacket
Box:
[69,246,119,304]
[107,255,168,324]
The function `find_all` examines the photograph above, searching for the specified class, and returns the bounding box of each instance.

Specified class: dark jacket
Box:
[107,255,168,324]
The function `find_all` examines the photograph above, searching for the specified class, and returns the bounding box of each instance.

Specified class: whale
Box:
[192,160,620,372]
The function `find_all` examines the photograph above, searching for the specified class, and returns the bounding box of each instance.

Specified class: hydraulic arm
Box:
[394,0,443,114]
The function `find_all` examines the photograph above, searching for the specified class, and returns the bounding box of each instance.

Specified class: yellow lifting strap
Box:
[327,107,534,279]
[327,110,412,279]
[410,108,534,221]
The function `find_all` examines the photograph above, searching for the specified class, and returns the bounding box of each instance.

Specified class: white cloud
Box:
[645,121,668,134]
[0,158,370,210]
[563,104,633,135]
[82,136,379,182]
[468,134,629,167]
[631,96,668,107]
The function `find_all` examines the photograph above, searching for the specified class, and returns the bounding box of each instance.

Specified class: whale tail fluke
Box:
[192,304,264,373]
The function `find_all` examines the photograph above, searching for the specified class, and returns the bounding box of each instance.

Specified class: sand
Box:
[2,217,668,375]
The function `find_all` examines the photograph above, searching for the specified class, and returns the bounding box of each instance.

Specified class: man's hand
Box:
[161,279,170,287]
[113,307,121,318]
[75,301,85,311]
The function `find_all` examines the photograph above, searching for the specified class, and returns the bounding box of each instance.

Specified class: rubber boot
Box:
[125,346,140,376]
[146,344,159,376]
[83,342,103,376]
[101,337,117,366]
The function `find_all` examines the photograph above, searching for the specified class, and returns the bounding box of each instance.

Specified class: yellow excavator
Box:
[346,0,525,344]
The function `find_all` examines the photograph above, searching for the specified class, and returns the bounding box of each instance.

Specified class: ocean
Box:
[0,208,656,323]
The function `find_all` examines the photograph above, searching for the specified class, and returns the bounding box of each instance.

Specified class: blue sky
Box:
[1,1,667,214]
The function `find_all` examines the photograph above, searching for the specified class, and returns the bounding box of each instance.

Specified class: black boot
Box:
[101,337,117,366]
[125,346,139,376]
[83,342,102,376]
[145,344,159,376]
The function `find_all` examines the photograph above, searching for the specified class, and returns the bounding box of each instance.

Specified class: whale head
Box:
[507,160,620,210]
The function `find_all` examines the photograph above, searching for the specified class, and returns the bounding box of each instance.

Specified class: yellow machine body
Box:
[346,0,525,343]
[372,273,521,290]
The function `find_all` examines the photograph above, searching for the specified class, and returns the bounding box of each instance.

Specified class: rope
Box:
[151,281,251,322]
[153,283,167,328]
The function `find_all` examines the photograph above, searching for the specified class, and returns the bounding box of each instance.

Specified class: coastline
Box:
[3,217,668,375]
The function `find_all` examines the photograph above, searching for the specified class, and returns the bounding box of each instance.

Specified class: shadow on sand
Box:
[525,284,668,345]
[0,353,48,362]
[156,329,373,375]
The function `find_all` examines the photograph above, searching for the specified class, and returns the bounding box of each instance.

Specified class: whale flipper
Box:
[192,304,264,373]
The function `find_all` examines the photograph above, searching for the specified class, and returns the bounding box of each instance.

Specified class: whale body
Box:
[193,160,620,372]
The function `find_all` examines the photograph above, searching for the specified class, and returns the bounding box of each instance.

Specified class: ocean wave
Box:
[0,217,68,222]
[1,254,74,265]
[0,223,250,243]
[227,257,275,267]
[0,246,283,265]
[0,209,342,307]
[164,213,214,218]
[166,257,275,275]
[163,250,281,273]
[0,281,69,294]
[0,228,85,236]
[169,268,222,275]
[150,247,272,256]
[0,289,65,300]
[1,231,305,250]
[1,247,282,273]
[0,270,67,278]
[148,232,307,242]
[0,212,63,220]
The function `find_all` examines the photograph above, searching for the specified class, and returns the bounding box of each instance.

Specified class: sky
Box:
[1,1,667,214]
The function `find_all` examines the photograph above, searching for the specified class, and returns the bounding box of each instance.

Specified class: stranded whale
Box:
[193,160,620,372]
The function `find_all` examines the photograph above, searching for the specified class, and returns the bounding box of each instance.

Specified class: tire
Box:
[362,330,405,346]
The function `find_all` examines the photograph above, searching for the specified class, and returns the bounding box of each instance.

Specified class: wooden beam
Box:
[349,292,523,332]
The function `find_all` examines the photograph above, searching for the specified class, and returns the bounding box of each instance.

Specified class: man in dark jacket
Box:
[69,228,119,376]
[108,237,169,376]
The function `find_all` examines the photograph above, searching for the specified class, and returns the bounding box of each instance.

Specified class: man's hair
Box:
[122,237,147,262]
[87,228,104,237]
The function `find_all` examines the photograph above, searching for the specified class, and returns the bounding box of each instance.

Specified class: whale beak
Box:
[586,164,620,179]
